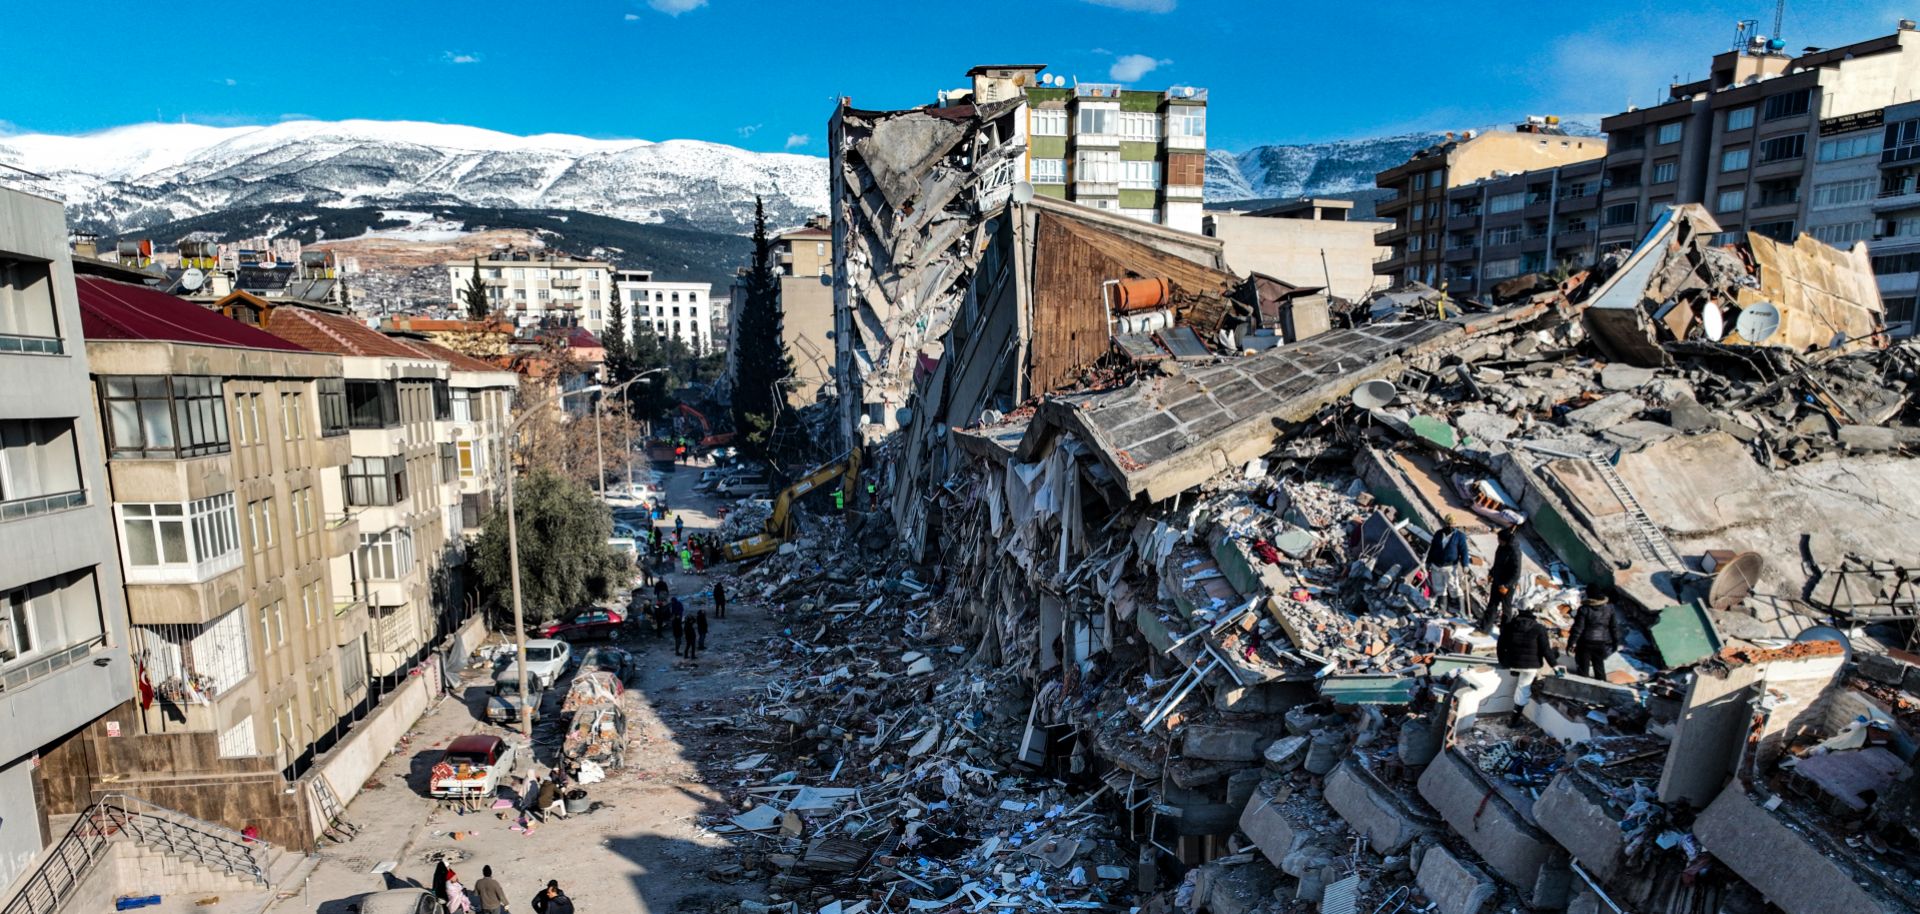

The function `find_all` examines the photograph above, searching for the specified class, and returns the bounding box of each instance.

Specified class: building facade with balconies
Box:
[445,254,615,337]
[1373,122,1604,289]
[0,185,134,897]
[76,277,365,775]
[1439,158,1605,299]
[614,269,716,353]
[387,338,516,541]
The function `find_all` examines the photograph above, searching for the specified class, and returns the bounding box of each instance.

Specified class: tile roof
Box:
[391,337,510,375]
[565,327,602,349]
[75,276,308,352]
[261,306,431,360]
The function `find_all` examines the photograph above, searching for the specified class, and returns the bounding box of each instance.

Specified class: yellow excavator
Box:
[722,449,862,561]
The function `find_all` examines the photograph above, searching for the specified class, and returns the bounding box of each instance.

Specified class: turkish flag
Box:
[136,660,154,711]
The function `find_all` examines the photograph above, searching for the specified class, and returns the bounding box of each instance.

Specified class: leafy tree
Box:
[472,468,623,630]
[730,197,793,458]
[462,257,491,321]
[603,282,632,382]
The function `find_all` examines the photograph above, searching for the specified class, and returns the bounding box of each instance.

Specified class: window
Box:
[1487,192,1525,214]
[1486,225,1524,245]
[358,528,415,580]
[457,440,478,478]
[1076,105,1115,135]
[1168,107,1205,138]
[1762,90,1810,121]
[120,494,239,577]
[1031,109,1068,136]
[0,257,62,353]
[1811,178,1874,210]
[1118,111,1159,141]
[1750,219,1795,241]
[450,388,476,423]
[1408,235,1423,253]
[317,379,348,436]
[431,381,451,421]
[1603,202,1639,227]
[1652,161,1677,184]
[439,442,458,481]
[1757,134,1805,164]
[101,376,230,459]
[1726,106,1755,131]
[1412,173,1427,192]
[1721,147,1750,172]
[1074,149,1120,184]
[1756,177,1800,207]
[1817,134,1881,162]
[1,571,102,669]
[345,456,406,506]
[1809,221,1871,246]
[1121,159,1161,189]
[0,419,83,518]
[245,498,274,552]
[1873,251,1920,274]
[1716,188,1747,212]
[1563,181,1593,199]
[1483,257,1522,279]
[1655,122,1683,144]
[1887,120,1920,163]
[344,381,398,429]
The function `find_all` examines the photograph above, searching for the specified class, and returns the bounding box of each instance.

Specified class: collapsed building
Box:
[799,89,1920,914]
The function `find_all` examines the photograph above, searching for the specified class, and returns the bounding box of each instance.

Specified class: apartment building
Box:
[445,253,616,337]
[0,186,133,895]
[614,269,716,353]
[388,338,516,540]
[245,297,453,677]
[1373,122,1605,288]
[775,219,834,404]
[1864,101,1920,333]
[76,278,364,772]
[1438,158,1606,299]
[1596,23,1920,268]
[945,65,1209,233]
[1200,198,1389,301]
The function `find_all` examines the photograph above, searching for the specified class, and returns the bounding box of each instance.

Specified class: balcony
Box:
[124,562,247,626]
[551,278,581,289]
[324,512,361,558]
[0,489,85,522]
[1074,82,1124,98]
[482,277,507,286]
[1163,87,1208,102]
[1874,176,1920,213]
[1379,226,1410,245]
[0,635,106,697]
[1444,245,1476,263]
[1446,211,1481,231]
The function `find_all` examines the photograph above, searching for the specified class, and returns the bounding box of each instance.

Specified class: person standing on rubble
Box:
[1495,608,1558,707]
[1425,516,1471,617]
[712,581,727,620]
[1566,594,1620,680]
[669,613,684,655]
[1482,524,1524,633]
[694,607,709,652]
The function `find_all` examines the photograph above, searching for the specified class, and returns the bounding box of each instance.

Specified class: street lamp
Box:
[594,367,669,499]
[502,373,650,742]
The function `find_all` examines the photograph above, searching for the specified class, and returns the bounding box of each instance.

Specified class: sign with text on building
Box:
[1820,109,1884,136]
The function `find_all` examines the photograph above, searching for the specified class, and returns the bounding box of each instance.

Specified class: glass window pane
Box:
[160,519,188,563]
[126,519,158,565]
[141,401,174,448]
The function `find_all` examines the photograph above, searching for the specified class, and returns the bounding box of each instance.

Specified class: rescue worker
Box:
[1566,594,1621,680]
[1482,523,1524,633]
[1424,515,1470,616]
[1495,608,1558,707]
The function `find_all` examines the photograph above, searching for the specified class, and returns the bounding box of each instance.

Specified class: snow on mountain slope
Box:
[1207,119,1605,203]
[0,119,829,236]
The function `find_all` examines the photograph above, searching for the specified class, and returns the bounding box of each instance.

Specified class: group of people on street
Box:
[637,522,723,576]
[635,576,727,662]
[432,862,570,914]
[1422,514,1623,706]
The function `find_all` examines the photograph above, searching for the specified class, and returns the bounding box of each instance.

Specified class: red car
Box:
[540,609,624,641]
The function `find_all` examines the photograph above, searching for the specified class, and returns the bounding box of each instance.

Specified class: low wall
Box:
[301,672,434,836]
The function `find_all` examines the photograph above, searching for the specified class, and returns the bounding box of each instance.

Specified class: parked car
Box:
[493,638,572,691]
[484,681,542,725]
[541,610,624,642]
[577,646,634,680]
[429,734,517,799]
[717,473,773,497]
[361,889,444,914]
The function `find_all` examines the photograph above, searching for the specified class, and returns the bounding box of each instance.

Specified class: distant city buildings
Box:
[1201,198,1389,302]
[615,269,716,353]
[444,253,616,336]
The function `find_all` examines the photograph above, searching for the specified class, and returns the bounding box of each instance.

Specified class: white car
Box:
[493,638,572,691]
[717,473,773,497]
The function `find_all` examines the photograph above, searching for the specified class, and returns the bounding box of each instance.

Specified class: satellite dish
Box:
[1351,379,1397,410]
[1706,551,1765,610]
[180,268,205,291]
[1184,86,1196,98]
[1011,182,1035,204]
[1701,300,1725,341]
[1735,301,1782,344]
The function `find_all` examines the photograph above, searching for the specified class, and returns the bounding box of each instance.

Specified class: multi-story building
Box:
[775,219,834,404]
[387,338,516,541]
[242,296,453,677]
[1373,121,1604,288]
[445,253,616,337]
[950,65,1209,233]
[76,277,364,771]
[1438,158,1605,299]
[1595,23,1920,267]
[0,185,133,895]
[615,269,716,353]
[1200,199,1390,301]
[1868,100,1920,334]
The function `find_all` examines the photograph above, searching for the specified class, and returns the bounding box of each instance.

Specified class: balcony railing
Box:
[0,635,106,696]
[0,489,85,522]
[0,333,63,356]
[1075,82,1124,98]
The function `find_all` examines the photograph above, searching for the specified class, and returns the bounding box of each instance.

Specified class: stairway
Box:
[0,795,274,914]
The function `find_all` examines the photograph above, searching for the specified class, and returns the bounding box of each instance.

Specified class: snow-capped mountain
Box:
[1206,119,1603,203]
[0,119,829,236]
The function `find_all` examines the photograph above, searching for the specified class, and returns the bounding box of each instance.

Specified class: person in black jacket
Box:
[1496,610,1559,707]
[530,882,572,914]
[1424,516,1471,616]
[712,581,727,620]
[1481,524,1525,633]
[1566,594,1620,680]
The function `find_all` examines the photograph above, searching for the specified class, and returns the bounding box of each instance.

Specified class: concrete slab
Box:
[1183,723,1268,762]
[1564,393,1642,431]
[1534,773,1633,893]
[1534,673,1641,710]
[1415,844,1495,914]
[1417,750,1568,908]
[1238,788,1304,867]
[1323,759,1429,853]
[1600,364,1657,391]
[1693,786,1910,914]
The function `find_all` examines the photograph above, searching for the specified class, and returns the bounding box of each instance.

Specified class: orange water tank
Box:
[1110,277,1170,312]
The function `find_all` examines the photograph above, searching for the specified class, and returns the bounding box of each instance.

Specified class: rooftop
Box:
[260,303,434,360]
[76,276,306,352]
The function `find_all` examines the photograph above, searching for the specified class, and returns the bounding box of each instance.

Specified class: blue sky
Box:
[0,0,1904,153]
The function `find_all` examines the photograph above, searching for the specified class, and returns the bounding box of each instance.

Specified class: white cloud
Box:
[737,124,763,138]
[647,0,707,14]
[624,12,640,19]
[784,133,810,150]
[1081,0,1175,11]
[223,77,238,87]
[442,51,483,65]
[1109,54,1167,82]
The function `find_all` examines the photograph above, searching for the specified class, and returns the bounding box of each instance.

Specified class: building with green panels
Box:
[955,65,1208,233]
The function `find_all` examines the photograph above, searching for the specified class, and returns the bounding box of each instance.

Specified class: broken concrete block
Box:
[1454,410,1519,445]
[1203,857,1281,914]
[1838,425,1903,452]
[1225,768,1263,811]
[1666,394,1714,434]
[1415,845,1495,914]
[1535,674,1641,710]
[1602,419,1677,451]
[1565,393,1641,431]
[1534,773,1633,895]
[1237,790,1303,867]
[1324,759,1427,853]
[1521,696,1593,743]
[1183,724,1266,762]
[1262,735,1308,772]
[1417,750,1568,908]
[1694,785,1909,914]
[1599,364,1656,391]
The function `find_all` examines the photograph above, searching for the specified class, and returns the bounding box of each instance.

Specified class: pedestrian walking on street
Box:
[474,866,508,914]
[531,882,573,914]
[1482,524,1524,633]
[695,608,709,650]
[713,581,727,620]
[1424,515,1470,617]
[1566,594,1621,680]
[670,614,684,654]
[674,513,685,538]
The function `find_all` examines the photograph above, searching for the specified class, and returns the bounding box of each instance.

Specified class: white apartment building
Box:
[616,269,717,352]
[446,254,616,337]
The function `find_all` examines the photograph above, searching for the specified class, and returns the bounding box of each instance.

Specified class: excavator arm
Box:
[723,450,861,561]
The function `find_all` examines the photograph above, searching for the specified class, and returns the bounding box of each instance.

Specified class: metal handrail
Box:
[0,794,273,914]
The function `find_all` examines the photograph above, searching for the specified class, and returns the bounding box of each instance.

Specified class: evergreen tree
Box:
[603,282,631,382]
[462,257,491,321]
[628,319,673,422]
[730,197,793,458]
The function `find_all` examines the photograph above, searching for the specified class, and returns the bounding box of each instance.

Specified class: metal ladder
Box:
[1584,452,1686,572]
